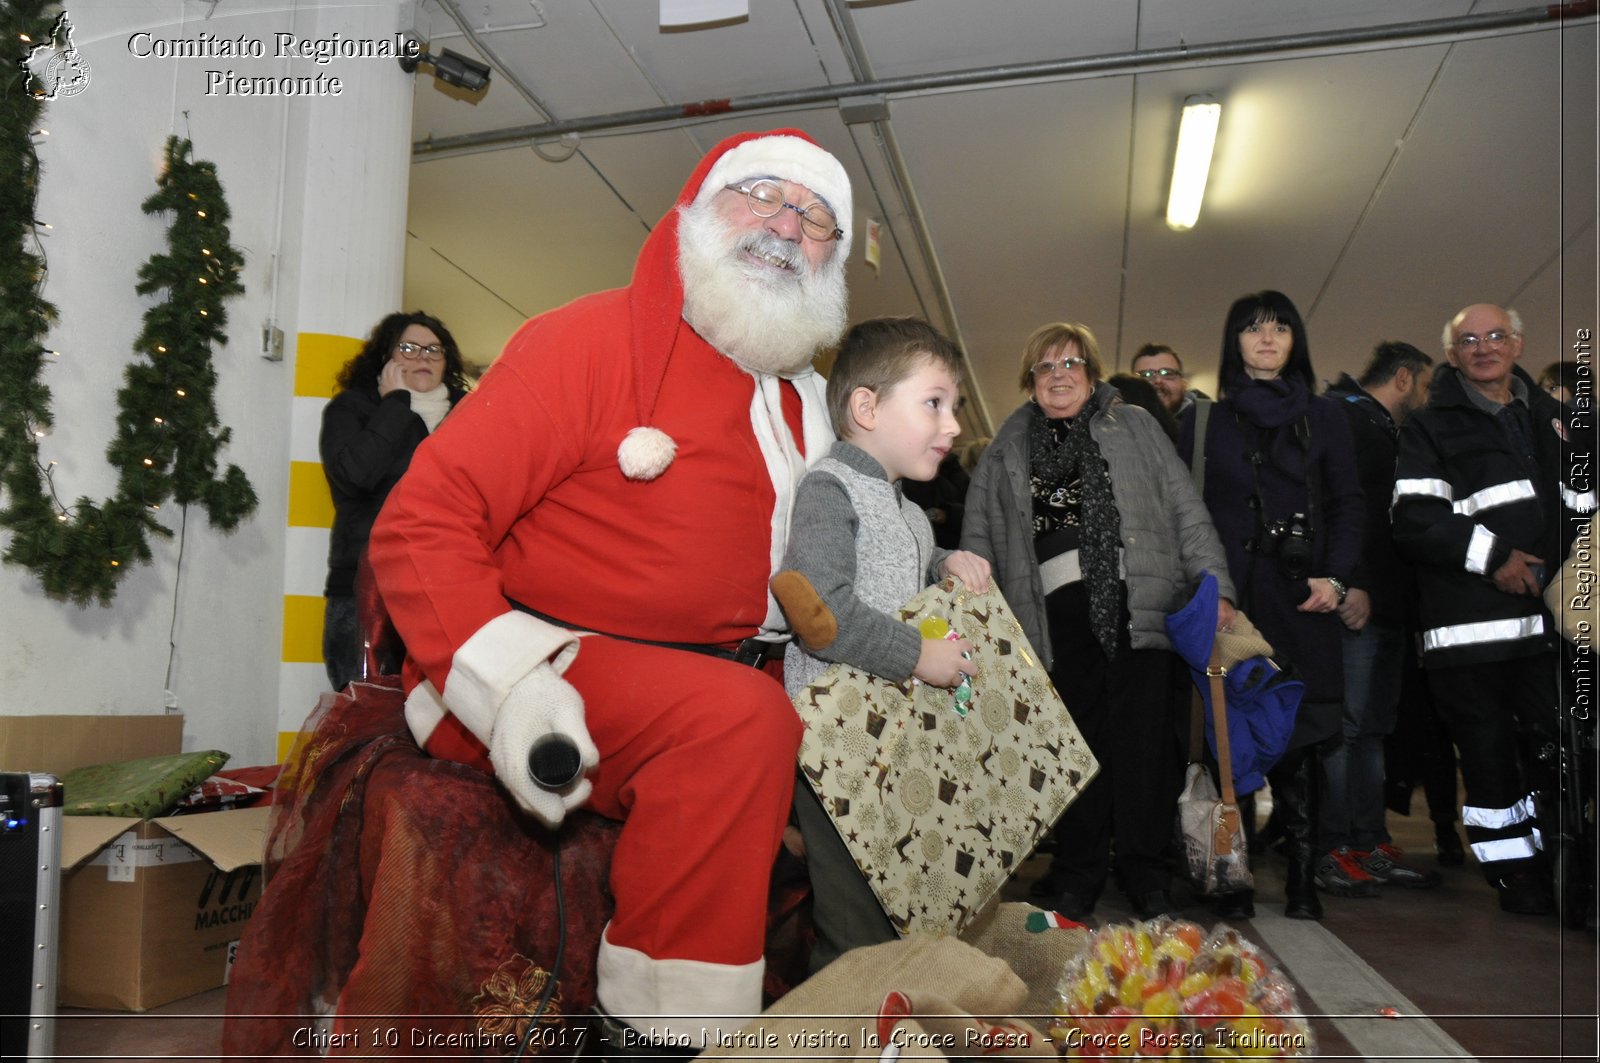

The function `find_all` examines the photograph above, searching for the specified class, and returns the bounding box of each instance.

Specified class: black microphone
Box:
[527,734,584,791]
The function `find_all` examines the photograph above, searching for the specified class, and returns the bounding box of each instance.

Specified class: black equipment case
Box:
[1,772,62,1062]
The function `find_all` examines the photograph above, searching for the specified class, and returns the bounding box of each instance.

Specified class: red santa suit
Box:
[368,129,847,1040]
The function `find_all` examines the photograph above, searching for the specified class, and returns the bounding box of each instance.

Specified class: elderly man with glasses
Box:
[1130,342,1210,416]
[1393,303,1595,917]
[367,130,851,1054]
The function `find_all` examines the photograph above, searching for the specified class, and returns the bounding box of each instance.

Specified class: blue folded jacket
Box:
[1165,572,1305,796]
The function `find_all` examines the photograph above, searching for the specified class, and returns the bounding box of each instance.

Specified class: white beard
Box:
[676,202,849,377]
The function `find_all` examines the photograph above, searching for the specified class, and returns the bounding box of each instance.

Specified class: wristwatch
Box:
[1326,576,1349,605]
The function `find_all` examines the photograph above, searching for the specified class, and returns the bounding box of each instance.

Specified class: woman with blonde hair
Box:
[963,321,1235,920]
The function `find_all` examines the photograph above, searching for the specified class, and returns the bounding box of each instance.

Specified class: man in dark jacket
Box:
[1393,304,1596,915]
[1322,342,1442,894]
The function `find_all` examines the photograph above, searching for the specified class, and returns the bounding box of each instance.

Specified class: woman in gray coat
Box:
[962,322,1236,920]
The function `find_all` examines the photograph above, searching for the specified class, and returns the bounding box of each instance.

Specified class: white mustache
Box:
[736,231,803,275]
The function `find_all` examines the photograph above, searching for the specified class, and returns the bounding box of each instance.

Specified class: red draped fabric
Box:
[223,684,814,1059]
[225,555,811,1058]
[222,679,619,1058]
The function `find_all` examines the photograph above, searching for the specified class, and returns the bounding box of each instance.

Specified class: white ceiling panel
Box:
[847,0,1138,77]
[589,0,852,104]
[1138,0,1499,48]
[887,76,1136,412]
[1311,26,1593,375]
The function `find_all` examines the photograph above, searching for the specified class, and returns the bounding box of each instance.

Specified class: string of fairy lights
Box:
[1,1,256,605]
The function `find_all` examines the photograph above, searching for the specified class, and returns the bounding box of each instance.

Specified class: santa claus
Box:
[368,129,851,1051]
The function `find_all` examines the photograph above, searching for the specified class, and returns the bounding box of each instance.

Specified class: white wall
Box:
[0,0,412,766]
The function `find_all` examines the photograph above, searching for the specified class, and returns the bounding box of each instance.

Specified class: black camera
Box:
[1256,512,1314,581]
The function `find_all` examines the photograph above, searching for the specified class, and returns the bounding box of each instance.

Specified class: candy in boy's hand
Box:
[919,616,974,715]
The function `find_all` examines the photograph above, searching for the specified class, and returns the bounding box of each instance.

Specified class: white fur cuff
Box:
[596,930,764,1049]
[443,611,580,746]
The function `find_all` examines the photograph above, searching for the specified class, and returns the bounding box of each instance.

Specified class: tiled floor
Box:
[43,802,1598,1060]
[49,984,226,1063]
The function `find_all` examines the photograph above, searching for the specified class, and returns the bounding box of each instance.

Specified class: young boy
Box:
[774,316,991,971]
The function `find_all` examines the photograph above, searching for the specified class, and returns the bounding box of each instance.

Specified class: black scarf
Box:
[1227,376,1314,483]
[1027,397,1123,657]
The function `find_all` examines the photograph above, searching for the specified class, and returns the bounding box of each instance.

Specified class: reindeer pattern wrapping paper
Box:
[792,579,1099,937]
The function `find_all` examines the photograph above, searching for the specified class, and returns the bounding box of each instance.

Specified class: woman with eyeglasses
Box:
[963,322,1236,921]
[1178,290,1364,921]
[319,311,470,690]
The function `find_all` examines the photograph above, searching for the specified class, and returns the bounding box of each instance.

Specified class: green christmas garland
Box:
[1,1,256,605]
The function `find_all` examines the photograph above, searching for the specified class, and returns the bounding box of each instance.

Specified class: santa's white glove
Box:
[487,663,600,829]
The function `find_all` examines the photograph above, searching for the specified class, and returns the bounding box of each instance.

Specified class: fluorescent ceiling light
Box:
[660,0,748,27]
[1166,96,1221,231]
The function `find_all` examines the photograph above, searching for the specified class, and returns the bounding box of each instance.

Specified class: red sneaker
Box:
[1359,843,1442,889]
[1314,846,1380,897]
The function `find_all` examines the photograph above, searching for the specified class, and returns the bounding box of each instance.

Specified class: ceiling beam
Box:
[412,2,1596,156]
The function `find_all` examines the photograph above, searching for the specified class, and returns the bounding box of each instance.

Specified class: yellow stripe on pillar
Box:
[282,594,326,663]
[278,730,309,765]
[281,332,355,729]
[295,333,362,398]
[288,461,335,528]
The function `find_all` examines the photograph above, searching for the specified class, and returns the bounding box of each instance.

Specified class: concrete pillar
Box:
[277,0,415,753]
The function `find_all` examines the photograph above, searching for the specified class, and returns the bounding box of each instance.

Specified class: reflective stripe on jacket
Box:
[1393,366,1593,667]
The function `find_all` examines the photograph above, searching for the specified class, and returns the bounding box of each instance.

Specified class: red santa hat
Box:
[690,133,853,256]
[618,128,850,481]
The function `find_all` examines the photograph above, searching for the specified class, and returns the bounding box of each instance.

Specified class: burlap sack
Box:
[705,929,1063,1060]
[959,901,1090,1018]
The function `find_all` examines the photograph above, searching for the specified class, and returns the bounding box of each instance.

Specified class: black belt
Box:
[506,599,786,669]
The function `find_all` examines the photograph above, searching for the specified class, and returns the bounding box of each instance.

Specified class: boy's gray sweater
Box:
[781,442,950,696]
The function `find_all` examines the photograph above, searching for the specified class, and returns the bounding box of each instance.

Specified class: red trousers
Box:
[427,635,801,966]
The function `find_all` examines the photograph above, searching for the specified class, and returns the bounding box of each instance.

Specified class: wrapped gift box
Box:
[793,580,1099,936]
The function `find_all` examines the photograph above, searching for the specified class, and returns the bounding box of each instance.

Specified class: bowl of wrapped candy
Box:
[1048,917,1313,1058]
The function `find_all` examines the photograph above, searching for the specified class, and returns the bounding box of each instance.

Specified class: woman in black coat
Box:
[320,311,469,690]
[1179,290,1364,920]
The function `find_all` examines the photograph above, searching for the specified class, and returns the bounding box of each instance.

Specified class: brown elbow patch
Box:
[771,570,839,651]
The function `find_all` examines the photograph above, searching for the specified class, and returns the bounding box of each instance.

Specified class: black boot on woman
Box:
[1212,888,1256,920]
[1274,748,1325,921]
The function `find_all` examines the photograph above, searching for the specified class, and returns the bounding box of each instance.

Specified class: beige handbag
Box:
[1174,641,1254,896]
[1544,520,1595,647]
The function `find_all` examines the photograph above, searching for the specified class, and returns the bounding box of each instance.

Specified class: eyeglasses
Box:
[394,341,446,362]
[725,180,842,242]
[1136,367,1183,380]
[1031,357,1089,377]
[1452,329,1514,353]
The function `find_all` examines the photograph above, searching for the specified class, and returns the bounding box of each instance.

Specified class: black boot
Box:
[1434,820,1466,866]
[1237,791,1260,855]
[1275,748,1324,921]
[1213,887,1255,920]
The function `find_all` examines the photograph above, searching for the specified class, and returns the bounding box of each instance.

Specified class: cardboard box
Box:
[0,715,270,1011]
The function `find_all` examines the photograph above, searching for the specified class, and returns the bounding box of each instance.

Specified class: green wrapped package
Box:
[61,750,230,818]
